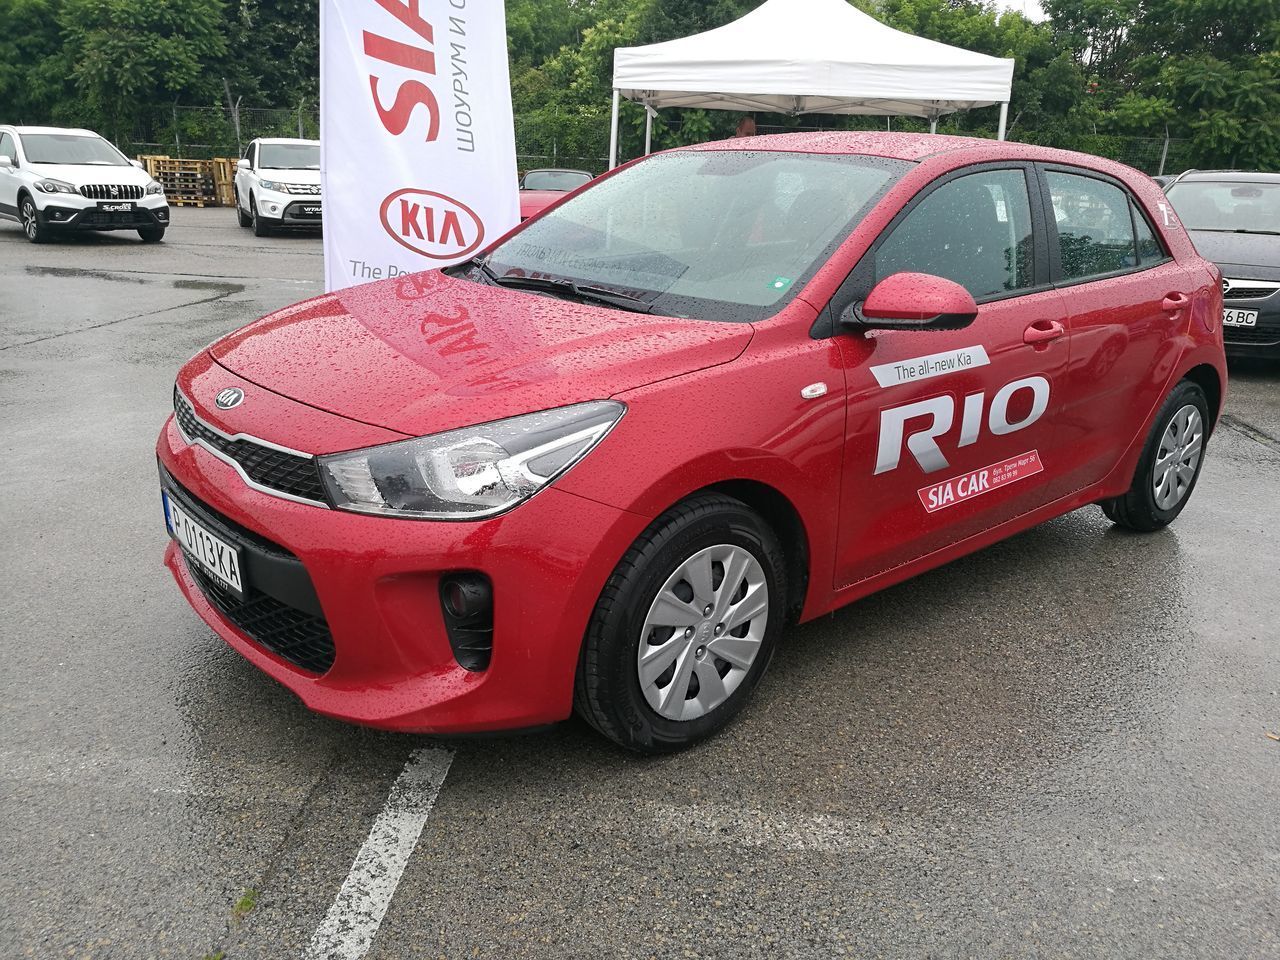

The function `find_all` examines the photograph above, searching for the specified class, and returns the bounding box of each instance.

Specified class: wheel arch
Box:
[1182,363,1223,431]
[687,479,810,625]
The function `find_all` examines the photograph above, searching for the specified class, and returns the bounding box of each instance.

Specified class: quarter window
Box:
[875,169,1035,300]
[1047,172,1138,280]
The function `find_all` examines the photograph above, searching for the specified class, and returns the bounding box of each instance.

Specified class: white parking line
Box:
[304,747,454,960]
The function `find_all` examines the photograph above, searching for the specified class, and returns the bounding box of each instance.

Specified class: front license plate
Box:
[163,492,244,599]
[98,201,136,213]
[300,205,322,216]
[1223,308,1259,327]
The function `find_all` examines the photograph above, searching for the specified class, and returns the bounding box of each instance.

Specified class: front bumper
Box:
[1223,290,1280,359]
[255,189,323,226]
[39,195,169,231]
[156,404,648,734]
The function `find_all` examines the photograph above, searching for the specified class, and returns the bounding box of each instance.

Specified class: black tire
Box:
[138,226,165,243]
[251,194,272,237]
[19,193,48,244]
[235,189,252,227]
[1101,379,1210,532]
[575,493,787,754]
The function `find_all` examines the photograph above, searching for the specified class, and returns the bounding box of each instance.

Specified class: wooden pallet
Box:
[136,155,227,206]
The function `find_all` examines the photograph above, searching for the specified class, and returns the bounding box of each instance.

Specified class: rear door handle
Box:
[1024,319,1066,345]
[1163,292,1190,312]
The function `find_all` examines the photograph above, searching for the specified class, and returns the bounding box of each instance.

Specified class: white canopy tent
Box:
[609,0,1015,168]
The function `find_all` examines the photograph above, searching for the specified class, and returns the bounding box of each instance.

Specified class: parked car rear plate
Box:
[163,492,244,599]
[1223,308,1259,327]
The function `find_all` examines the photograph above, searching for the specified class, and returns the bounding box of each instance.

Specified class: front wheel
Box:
[19,195,48,243]
[575,493,787,754]
[1101,379,1210,532]
[138,226,166,243]
[235,189,252,227]
[251,194,272,237]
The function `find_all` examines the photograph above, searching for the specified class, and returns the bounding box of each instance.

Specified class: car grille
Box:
[79,184,145,200]
[1224,326,1280,345]
[1224,280,1280,300]
[284,184,322,195]
[188,564,336,675]
[174,390,329,504]
[80,210,151,227]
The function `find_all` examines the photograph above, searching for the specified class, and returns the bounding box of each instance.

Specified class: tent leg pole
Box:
[644,109,653,156]
[997,101,1009,141]
[608,90,621,170]
[930,118,937,135]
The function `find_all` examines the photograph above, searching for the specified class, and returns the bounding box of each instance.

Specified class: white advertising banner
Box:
[320,0,519,291]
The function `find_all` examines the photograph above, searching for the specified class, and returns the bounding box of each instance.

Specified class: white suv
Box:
[0,125,169,243]
[233,138,322,236]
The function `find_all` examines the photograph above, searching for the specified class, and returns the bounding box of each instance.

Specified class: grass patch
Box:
[231,887,258,923]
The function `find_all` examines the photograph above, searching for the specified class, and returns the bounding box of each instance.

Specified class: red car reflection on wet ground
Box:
[158,132,1225,752]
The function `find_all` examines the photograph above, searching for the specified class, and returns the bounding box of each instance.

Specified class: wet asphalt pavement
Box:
[1,209,1277,960]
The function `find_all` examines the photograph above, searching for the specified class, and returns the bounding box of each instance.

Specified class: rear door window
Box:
[874,168,1035,301]
[1047,172,1138,280]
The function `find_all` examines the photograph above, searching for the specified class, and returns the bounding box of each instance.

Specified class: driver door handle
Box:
[1024,319,1066,345]
[1162,292,1190,312]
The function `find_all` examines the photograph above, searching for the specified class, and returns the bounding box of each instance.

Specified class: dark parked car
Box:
[1165,170,1280,358]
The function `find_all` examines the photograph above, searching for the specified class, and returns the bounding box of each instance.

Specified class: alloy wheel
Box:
[637,543,769,721]
[21,199,37,240]
[1153,403,1203,511]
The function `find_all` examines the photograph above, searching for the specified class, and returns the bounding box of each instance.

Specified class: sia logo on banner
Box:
[380,188,484,259]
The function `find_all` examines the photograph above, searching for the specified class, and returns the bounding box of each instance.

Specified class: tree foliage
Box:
[0,0,1275,170]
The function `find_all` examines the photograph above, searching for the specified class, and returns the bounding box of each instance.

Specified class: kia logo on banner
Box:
[380,188,485,259]
[320,0,519,291]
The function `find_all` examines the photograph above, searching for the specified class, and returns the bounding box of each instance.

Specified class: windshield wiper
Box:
[490,274,654,314]
[1193,227,1280,236]
[456,259,654,313]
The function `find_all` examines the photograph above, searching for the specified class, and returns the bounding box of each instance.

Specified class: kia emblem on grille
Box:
[215,388,245,410]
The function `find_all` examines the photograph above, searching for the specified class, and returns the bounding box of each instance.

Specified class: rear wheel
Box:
[575,493,786,753]
[1101,380,1209,532]
[19,194,48,244]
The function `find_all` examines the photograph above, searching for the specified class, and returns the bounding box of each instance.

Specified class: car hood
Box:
[27,162,152,187]
[210,270,753,438]
[259,167,322,186]
[1186,229,1280,280]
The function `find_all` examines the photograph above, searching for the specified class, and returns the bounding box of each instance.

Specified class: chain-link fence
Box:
[107,103,1194,177]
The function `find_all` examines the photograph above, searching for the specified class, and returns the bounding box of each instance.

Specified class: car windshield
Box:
[23,133,129,166]
[259,143,320,169]
[483,150,910,322]
[1166,180,1280,234]
[522,170,591,191]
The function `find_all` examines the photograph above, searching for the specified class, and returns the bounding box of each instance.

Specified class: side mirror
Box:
[0,155,13,170]
[130,159,144,169]
[237,158,251,171]
[845,272,978,331]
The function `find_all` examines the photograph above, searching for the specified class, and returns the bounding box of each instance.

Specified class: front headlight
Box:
[35,178,77,194]
[258,179,285,192]
[318,401,625,519]
[145,180,164,195]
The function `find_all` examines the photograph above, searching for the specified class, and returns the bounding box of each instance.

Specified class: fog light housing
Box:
[439,573,493,672]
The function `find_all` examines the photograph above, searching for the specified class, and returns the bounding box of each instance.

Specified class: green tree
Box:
[0,0,73,124]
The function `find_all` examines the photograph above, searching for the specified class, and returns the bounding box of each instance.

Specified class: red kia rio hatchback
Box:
[158,133,1226,752]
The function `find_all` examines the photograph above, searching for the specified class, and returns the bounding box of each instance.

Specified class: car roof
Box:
[253,137,320,146]
[6,126,102,137]
[680,131,1146,177]
[1171,169,1280,184]
[525,168,592,175]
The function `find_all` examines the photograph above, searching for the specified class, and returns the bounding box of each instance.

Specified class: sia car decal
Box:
[875,375,1051,475]
[918,450,1044,513]
[869,345,990,388]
